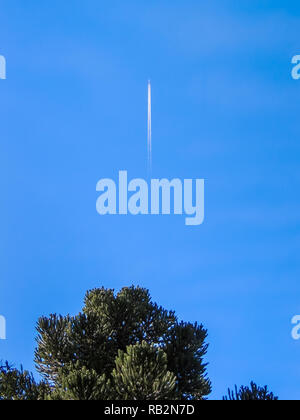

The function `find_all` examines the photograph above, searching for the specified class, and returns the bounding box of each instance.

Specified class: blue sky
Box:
[0,0,300,399]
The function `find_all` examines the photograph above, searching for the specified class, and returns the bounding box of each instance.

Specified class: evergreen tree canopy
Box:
[0,362,49,400]
[112,341,176,400]
[223,382,278,401]
[0,286,279,400]
[30,286,210,400]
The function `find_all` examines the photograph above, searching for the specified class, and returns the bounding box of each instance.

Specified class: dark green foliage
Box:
[0,362,49,400]
[164,322,210,399]
[112,341,176,400]
[35,313,113,382]
[0,285,278,401]
[48,363,111,400]
[223,382,278,401]
[32,286,211,400]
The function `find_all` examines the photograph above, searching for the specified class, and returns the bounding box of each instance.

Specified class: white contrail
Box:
[147,80,152,173]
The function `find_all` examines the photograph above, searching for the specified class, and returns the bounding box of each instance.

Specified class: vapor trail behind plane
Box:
[147,80,152,174]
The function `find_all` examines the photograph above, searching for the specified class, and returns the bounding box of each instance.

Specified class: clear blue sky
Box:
[0,0,300,399]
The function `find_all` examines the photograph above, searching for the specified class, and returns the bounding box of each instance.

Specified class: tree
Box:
[223,382,278,401]
[0,285,278,400]
[112,341,176,400]
[0,362,49,400]
[48,363,111,400]
[0,286,211,400]
[164,322,210,399]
